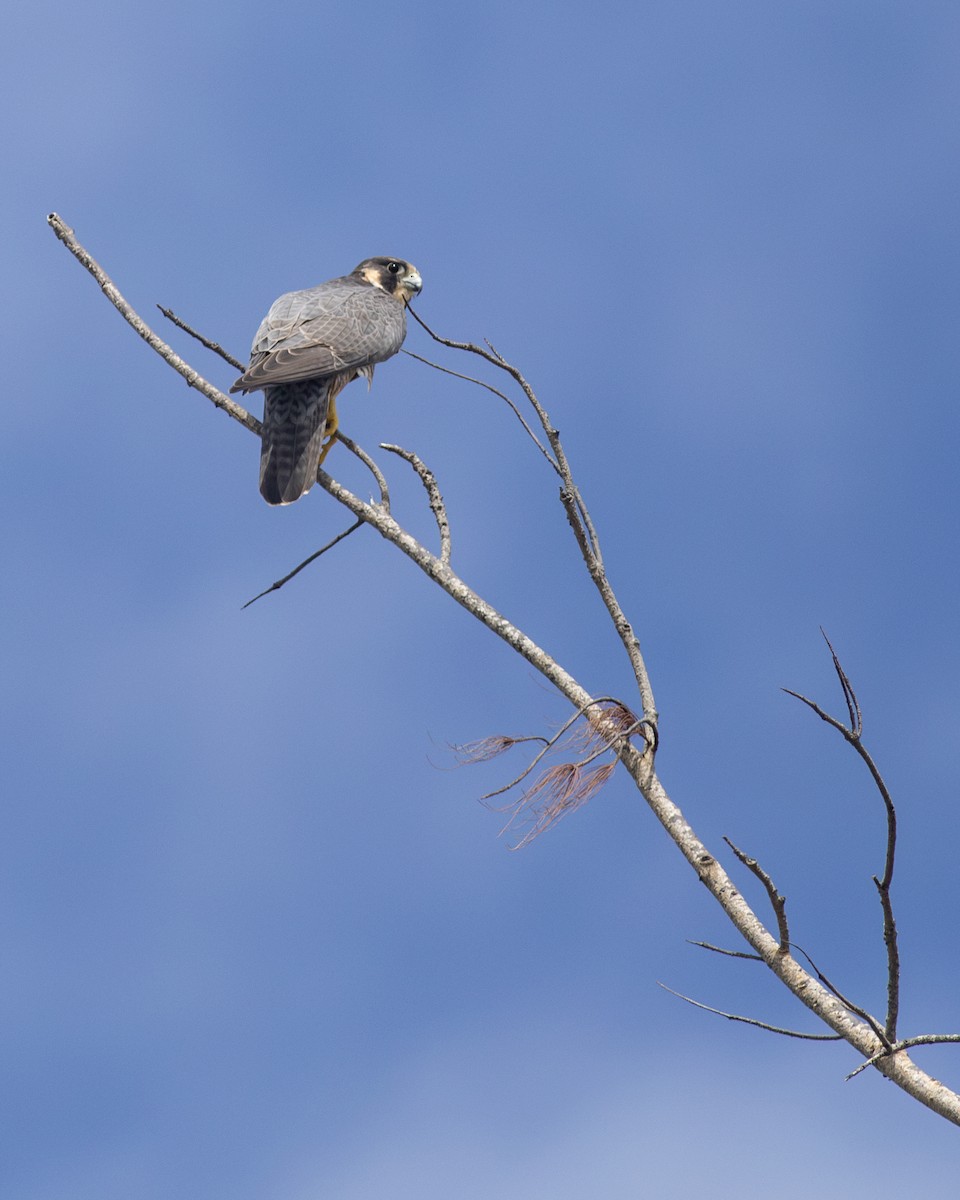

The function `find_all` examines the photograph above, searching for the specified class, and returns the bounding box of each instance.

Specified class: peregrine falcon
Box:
[232,257,423,505]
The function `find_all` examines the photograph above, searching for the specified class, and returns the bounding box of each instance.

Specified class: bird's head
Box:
[354,257,423,304]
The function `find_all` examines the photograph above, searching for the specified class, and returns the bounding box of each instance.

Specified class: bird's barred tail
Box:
[259,380,331,505]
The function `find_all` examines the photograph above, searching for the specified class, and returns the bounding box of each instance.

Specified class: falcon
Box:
[232,257,423,505]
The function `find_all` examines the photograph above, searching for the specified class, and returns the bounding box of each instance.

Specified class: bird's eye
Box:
[387,262,401,273]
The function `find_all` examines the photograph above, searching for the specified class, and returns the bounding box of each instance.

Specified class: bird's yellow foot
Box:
[317,396,340,468]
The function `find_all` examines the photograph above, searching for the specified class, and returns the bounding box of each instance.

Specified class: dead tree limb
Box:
[48,212,960,1127]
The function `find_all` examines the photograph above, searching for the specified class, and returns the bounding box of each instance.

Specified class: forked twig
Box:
[402,348,559,472]
[409,308,602,560]
[408,304,656,723]
[784,630,900,1040]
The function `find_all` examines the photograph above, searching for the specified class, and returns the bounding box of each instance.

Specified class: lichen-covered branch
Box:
[381,443,451,565]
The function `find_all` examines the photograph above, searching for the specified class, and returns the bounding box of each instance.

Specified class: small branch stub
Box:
[724,837,790,953]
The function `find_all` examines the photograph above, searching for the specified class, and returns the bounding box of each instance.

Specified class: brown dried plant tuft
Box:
[567,701,640,753]
[451,734,545,764]
[493,760,618,849]
[451,701,642,847]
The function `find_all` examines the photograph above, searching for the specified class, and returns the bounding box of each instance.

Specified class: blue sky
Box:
[5,1,960,1194]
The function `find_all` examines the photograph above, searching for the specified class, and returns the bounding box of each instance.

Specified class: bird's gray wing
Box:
[232,277,407,393]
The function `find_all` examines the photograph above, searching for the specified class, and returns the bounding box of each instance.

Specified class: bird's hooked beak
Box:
[402,268,423,299]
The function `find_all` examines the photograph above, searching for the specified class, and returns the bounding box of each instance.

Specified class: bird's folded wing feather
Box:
[232,279,406,392]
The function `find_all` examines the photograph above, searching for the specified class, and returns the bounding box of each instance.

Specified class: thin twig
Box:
[781,688,849,736]
[408,311,601,556]
[822,626,862,736]
[409,305,657,723]
[724,837,790,952]
[657,984,842,1041]
[242,520,365,608]
[407,307,513,370]
[337,434,391,511]
[790,943,891,1049]
[688,940,763,961]
[402,348,559,472]
[410,311,604,565]
[156,305,246,371]
[380,444,451,565]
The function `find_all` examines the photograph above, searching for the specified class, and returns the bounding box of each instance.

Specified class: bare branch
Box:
[380,444,451,565]
[402,348,559,472]
[724,837,790,953]
[854,737,900,1039]
[688,940,763,961]
[50,215,960,1127]
[156,304,246,371]
[781,687,850,736]
[47,213,259,435]
[874,876,900,1041]
[821,627,862,736]
[657,984,842,1041]
[409,304,657,723]
[336,434,391,511]
[411,310,602,556]
[242,436,388,608]
[846,1035,960,1081]
[408,306,515,371]
[789,943,890,1049]
[243,519,365,608]
[854,751,899,1038]
[785,637,901,1039]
